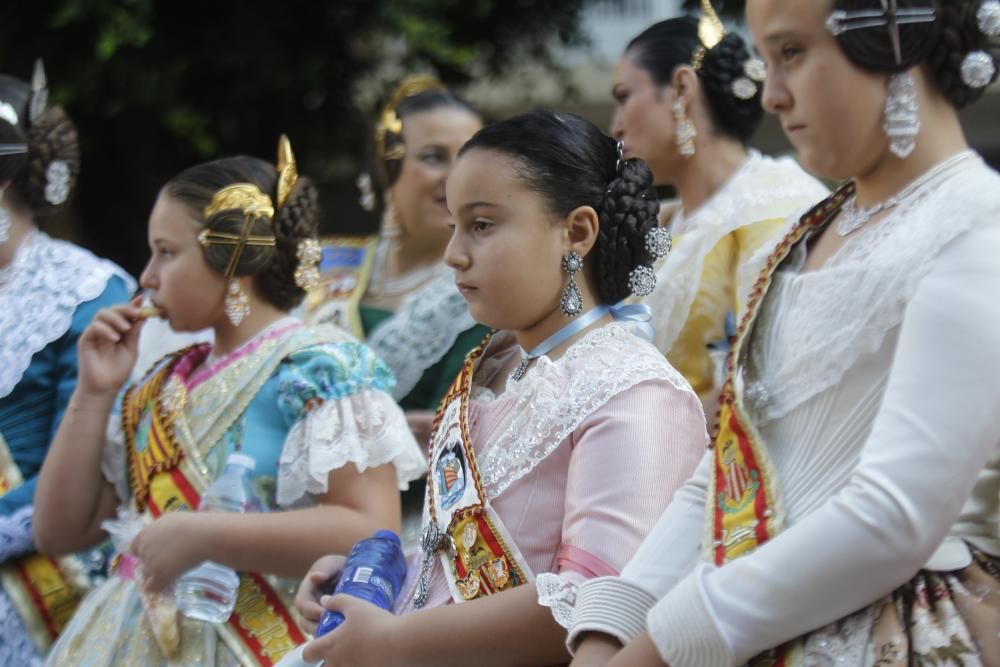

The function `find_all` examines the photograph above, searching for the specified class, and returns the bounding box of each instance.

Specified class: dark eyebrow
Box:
[461,201,501,213]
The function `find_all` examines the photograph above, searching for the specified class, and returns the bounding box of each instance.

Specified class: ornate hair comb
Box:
[200,184,277,280]
[825,0,936,65]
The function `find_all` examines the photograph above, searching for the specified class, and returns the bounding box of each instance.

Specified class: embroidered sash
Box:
[121,326,346,665]
[0,433,87,653]
[420,337,533,604]
[706,186,852,667]
[300,235,378,339]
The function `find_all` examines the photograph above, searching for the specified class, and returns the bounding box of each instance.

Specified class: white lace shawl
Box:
[748,154,1000,423]
[473,322,695,501]
[366,268,478,401]
[647,152,828,354]
[0,231,134,399]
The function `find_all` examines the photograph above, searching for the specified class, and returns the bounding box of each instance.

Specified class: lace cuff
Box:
[276,388,427,507]
[536,571,585,630]
[0,506,35,562]
[100,410,130,505]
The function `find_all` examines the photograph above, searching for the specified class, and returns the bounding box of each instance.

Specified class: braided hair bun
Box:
[458,110,662,305]
[0,72,80,216]
[598,158,660,303]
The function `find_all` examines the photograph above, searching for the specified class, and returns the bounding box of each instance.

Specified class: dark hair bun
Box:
[832,0,999,109]
[597,158,660,303]
[0,72,80,215]
[164,155,321,311]
[15,105,80,216]
[698,33,765,145]
[258,177,319,310]
[626,17,764,145]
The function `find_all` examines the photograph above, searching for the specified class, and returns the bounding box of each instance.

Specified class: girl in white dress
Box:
[568,1,1000,665]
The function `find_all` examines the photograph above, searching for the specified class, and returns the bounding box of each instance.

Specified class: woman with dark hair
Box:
[569,1,1000,666]
[0,60,133,664]
[291,110,707,667]
[302,76,488,445]
[33,140,426,666]
[613,2,827,408]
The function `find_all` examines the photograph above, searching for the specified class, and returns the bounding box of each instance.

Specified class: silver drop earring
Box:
[560,251,584,318]
[883,72,920,159]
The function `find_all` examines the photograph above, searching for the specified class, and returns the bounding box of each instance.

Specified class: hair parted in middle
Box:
[458,110,661,305]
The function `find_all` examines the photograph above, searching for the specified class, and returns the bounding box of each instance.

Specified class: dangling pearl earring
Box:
[224,279,250,326]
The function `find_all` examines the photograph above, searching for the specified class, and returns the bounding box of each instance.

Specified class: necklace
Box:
[509,305,609,382]
[836,151,976,237]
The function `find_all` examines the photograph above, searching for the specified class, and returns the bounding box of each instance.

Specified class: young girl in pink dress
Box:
[291,110,709,667]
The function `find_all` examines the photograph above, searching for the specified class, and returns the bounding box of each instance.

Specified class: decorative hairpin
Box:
[691,1,725,71]
[615,139,625,175]
[0,102,18,127]
[29,59,48,124]
[825,1,936,65]
[0,143,27,156]
[960,1,1000,89]
[731,56,767,100]
[645,227,672,259]
[294,238,322,290]
[200,184,277,280]
[276,134,298,208]
[374,75,445,168]
[44,161,71,205]
[626,228,671,298]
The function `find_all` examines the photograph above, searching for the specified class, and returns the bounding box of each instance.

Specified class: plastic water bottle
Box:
[272,531,407,667]
[175,452,262,623]
[314,530,407,636]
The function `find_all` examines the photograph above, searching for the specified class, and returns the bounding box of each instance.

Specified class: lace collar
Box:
[746,154,997,423]
[366,270,478,401]
[647,152,827,354]
[470,322,694,499]
[0,231,135,399]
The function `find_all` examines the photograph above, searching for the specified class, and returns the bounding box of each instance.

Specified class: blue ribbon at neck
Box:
[517,302,654,365]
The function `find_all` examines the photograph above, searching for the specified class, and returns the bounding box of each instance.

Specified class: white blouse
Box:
[567,153,1000,666]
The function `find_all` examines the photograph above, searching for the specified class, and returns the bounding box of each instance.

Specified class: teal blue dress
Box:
[0,231,133,663]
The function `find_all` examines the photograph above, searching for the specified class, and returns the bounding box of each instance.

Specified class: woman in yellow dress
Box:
[611,3,828,410]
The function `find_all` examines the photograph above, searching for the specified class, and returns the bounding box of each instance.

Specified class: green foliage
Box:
[0,0,586,273]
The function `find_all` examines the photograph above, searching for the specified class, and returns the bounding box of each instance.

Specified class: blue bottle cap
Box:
[373,529,400,545]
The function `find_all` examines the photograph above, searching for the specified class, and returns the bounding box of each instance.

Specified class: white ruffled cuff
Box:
[276,388,427,507]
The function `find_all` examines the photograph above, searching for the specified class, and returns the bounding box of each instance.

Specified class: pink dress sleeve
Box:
[537,376,706,629]
[560,377,707,579]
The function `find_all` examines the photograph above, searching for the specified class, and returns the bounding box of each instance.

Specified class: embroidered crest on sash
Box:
[414,335,534,606]
[706,185,852,666]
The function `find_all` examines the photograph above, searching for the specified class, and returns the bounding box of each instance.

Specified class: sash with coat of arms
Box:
[705,186,852,667]
[414,335,533,607]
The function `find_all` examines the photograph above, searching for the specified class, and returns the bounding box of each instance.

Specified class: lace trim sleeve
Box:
[275,389,427,507]
[536,571,586,630]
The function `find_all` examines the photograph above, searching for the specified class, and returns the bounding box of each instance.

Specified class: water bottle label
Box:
[351,566,373,584]
[368,575,394,599]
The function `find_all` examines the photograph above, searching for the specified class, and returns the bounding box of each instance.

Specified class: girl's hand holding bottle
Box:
[294,554,346,634]
[129,512,206,593]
